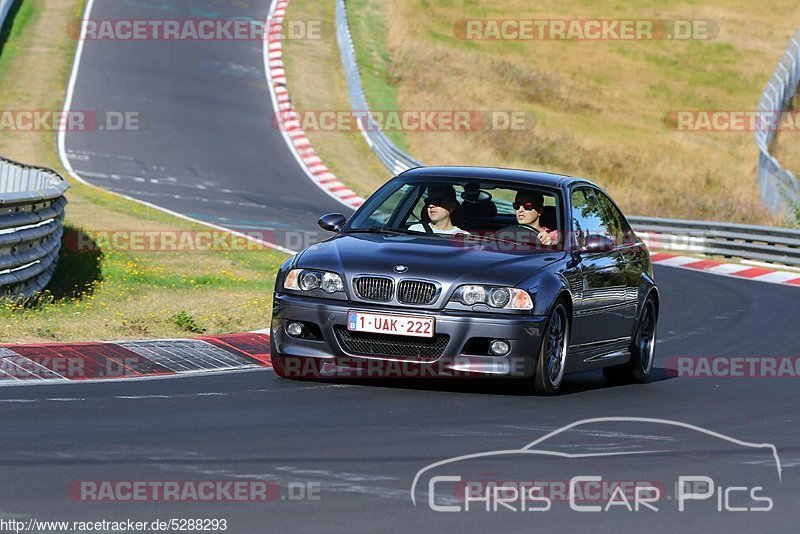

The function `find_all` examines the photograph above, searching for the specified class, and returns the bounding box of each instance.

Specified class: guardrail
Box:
[0,157,69,299]
[335,0,422,175]
[0,0,13,30]
[336,0,800,267]
[1,5,70,299]
[755,27,800,215]
[629,217,800,267]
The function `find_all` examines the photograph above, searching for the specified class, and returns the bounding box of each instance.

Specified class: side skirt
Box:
[565,337,632,373]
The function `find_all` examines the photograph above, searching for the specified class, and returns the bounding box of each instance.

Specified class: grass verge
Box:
[289,0,800,225]
[0,0,287,342]
[281,0,392,199]
[346,0,409,153]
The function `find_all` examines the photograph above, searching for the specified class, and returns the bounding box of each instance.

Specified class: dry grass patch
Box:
[341,0,800,224]
[282,0,388,198]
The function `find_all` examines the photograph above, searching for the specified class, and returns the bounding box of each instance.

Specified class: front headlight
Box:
[284,269,345,295]
[321,272,345,293]
[450,285,533,310]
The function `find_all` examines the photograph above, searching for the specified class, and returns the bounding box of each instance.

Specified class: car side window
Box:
[594,190,633,245]
[570,187,610,249]
[367,184,415,227]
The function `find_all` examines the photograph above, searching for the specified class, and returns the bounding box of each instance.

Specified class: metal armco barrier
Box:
[336,0,800,266]
[0,0,13,30]
[756,27,800,215]
[629,216,800,267]
[0,157,69,299]
[335,0,422,175]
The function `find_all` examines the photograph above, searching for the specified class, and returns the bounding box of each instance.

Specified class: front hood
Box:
[295,234,563,288]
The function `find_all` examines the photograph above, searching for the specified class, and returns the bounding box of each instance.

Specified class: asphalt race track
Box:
[33,0,800,531]
[0,266,799,532]
[62,0,350,252]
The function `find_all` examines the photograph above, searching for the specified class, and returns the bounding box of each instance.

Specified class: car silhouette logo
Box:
[394,265,409,273]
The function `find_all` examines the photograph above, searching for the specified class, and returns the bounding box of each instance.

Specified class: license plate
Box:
[347,311,434,338]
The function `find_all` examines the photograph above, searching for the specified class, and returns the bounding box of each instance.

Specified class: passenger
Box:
[501,191,559,246]
[408,186,470,235]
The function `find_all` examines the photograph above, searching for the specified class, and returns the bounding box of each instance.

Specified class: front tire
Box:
[529,302,570,395]
[603,296,657,385]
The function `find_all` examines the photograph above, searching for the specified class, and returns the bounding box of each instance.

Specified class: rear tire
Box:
[525,302,570,396]
[603,297,657,385]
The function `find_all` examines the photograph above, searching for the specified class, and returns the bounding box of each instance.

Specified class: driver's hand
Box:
[538,231,553,246]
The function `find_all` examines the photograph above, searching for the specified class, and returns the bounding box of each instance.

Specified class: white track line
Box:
[0,366,272,389]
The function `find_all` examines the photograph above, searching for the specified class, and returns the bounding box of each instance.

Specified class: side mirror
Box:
[317,213,347,233]
[582,234,615,253]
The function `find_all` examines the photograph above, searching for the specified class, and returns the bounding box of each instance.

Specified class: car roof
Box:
[398,165,597,189]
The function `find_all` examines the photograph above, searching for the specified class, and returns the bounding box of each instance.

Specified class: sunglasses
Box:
[513,202,541,212]
[425,197,448,207]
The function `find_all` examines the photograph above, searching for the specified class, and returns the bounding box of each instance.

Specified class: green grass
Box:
[170,311,207,334]
[0,0,35,64]
[346,0,410,152]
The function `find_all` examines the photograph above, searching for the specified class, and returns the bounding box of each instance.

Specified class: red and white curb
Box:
[650,252,800,287]
[5,252,798,388]
[0,333,272,386]
[264,0,365,211]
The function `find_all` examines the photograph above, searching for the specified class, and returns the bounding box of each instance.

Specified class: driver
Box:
[408,186,470,235]
[500,191,559,246]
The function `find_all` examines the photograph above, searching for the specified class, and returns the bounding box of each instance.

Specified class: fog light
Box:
[286,322,304,337]
[489,339,511,356]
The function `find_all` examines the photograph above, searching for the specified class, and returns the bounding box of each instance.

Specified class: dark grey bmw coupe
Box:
[270,166,658,394]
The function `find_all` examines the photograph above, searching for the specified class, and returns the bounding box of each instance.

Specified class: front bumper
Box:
[270,293,548,378]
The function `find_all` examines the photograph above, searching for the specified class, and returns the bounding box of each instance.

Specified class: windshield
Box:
[345,177,564,251]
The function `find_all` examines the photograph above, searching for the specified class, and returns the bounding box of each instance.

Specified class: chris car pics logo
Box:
[410,417,782,514]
